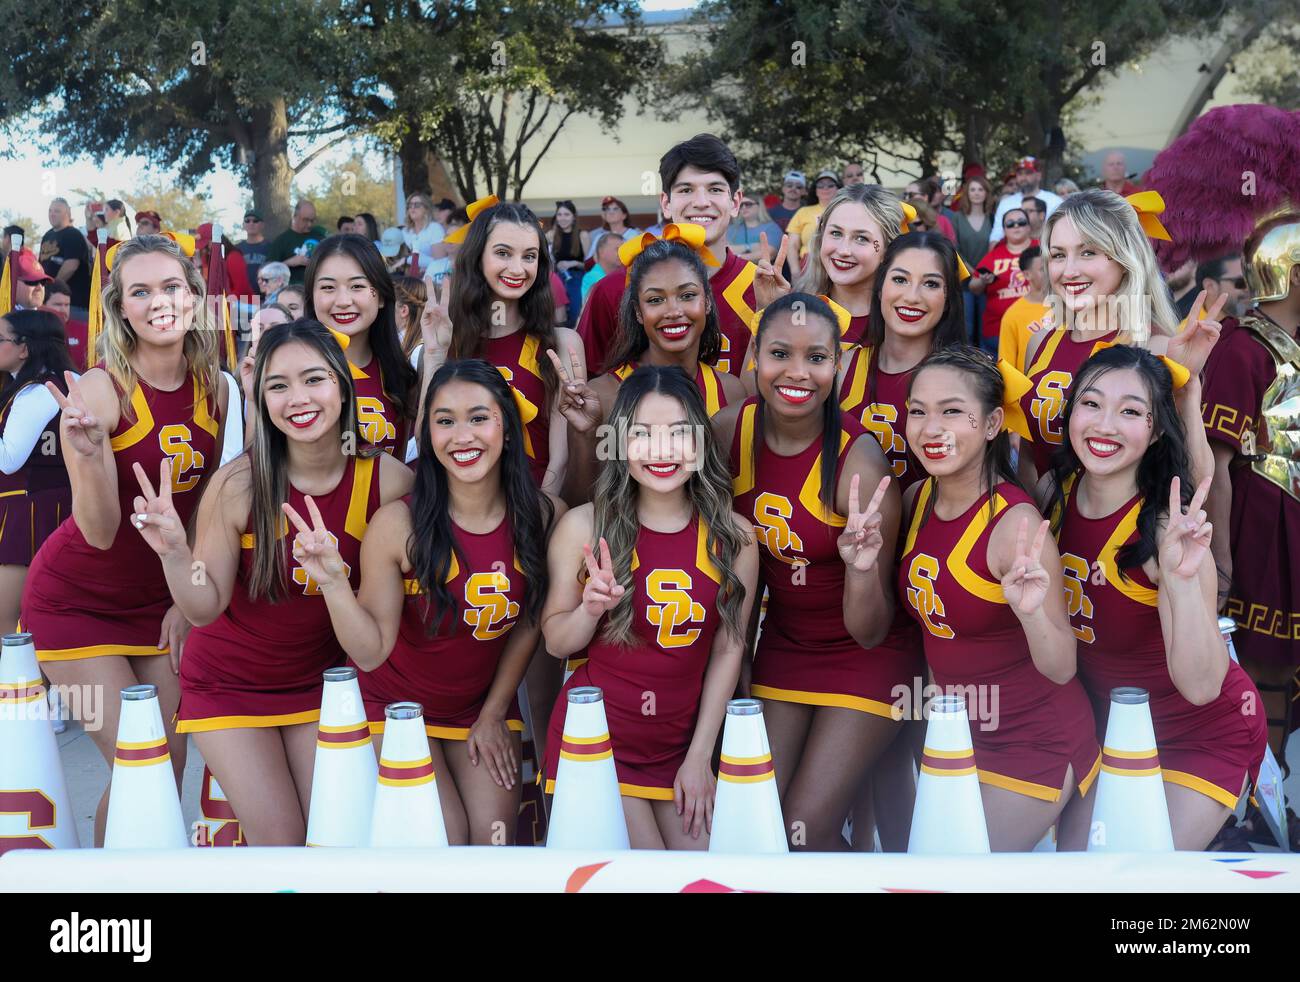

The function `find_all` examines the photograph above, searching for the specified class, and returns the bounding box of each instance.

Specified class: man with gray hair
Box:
[266,199,327,284]
[1100,150,1141,196]
[39,197,92,318]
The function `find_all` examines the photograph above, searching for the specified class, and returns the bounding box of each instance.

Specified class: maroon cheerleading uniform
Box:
[899,480,1100,800]
[542,516,723,799]
[1053,474,1265,806]
[355,501,526,739]
[1019,329,1116,474]
[481,330,551,486]
[22,374,221,661]
[177,454,382,731]
[350,356,409,458]
[731,397,922,717]
[0,376,70,565]
[612,359,729,417]
[838,345,924,491]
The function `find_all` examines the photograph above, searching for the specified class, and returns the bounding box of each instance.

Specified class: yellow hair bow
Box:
[326,327,351,351]
[955,253,971,282]
[1090,339,1190,389]
[899,202,917,235]
[618,223,720,270]
[444,195,499,245]
[162,231,197,258]
[1124,191,1172,242]
[997,359,1034,440]
[506,380,538,458]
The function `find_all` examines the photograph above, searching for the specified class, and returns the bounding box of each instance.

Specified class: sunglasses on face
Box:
[1220,276,1247,289]
[1004,219,1030,229]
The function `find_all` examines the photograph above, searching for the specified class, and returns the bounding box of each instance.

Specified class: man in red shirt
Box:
[1099,150,1142,196]
[969,208,1037,354]
[577,133,759,377]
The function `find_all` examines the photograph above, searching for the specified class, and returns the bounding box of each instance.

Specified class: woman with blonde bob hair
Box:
[21,234,230,845]
[1018,189,1222,482]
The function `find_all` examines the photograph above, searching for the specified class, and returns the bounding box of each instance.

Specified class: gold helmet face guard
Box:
[1245,203,1300,304]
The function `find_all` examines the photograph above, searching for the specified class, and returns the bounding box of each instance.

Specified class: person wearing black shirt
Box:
[39,198,92,316]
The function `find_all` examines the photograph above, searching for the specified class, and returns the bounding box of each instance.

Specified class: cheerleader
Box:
[0,310,75,633]
[899,346,1098,850]
[1045,344,1264,849]
[304,234,417,457]
[21,235,229,845]
[417,201,582,496]
[131,320,411,844]
[293,360,563,844]
[1019,189,1221,483]
[541,365,758,848]
[556,235,745,503]
[713,292,915,851]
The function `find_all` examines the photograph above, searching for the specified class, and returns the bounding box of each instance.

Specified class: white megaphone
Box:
[369,702,448,847]
[1088,687,1174,852]
[546,686,628,850]
[307,666,378,847]
[710,698,787,853]
[908,693,990,854]
[104,684,187,849]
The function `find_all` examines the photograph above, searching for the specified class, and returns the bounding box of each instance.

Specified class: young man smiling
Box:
[576,133,759,378]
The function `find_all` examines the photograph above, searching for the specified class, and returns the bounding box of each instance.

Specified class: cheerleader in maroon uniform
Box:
[305,234,417,457]
[558,235,745,504]
[294,360,563,844]
[900,346,1098,850]
[711,292,914,851]
[415,201,584,495]
[21,236,229,845]
[0,311,74,633]
[131,320,411,844]
[541,365,758,848]
[1043,345,1264,849]
[1019,190,1220,483]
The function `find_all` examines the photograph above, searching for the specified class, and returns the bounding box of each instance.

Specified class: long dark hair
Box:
[1048,344,1191,573]
[907,345,1024,523]
[590,365,750,646]
[606,239,720,375]
[864,230,967,405]
[448,202,560,405]
[245,319,367,603]
[0,310,74,415]
[407,359,553,634]
[304,233,417,424]
[752,292,843,514]
[355,213,380,242]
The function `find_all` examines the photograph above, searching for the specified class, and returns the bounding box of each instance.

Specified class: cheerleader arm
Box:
[0,384,59,474]
[49,370,121,549]
[1174,374,1214,488]
[540,505,607,656]
[839,437,902,649]
[332,500,407,670]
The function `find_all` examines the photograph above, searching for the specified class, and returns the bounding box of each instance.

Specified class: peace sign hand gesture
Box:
[581,537,625,618]
[420,272,453,354]
[283,496,348,592]
[1159,475,1213,581]
[752,232,792,311]
[131,457,187,558]
[837,474,892,573]
[1001,517,1052,616]
[46,371,104,458]
[546,344,602,435]
[1164,289,1227,379]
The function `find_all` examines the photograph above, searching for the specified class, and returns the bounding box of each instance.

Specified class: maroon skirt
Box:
[0,486,71,566]
[1225,467,1300,666]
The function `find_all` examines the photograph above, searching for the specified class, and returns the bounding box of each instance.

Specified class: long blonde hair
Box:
[1042,189,1178,347]
[797,184,906,295]
[99,235,222,416]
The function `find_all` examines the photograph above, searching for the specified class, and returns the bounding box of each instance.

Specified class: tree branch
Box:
[292,132,359,174]
[517,107,576,192]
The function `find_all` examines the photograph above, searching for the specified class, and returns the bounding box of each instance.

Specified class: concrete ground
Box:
[52,712,1300,852]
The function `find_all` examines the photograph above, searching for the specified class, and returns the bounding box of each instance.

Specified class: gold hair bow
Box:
[955,253,972,282]
[444,195,500,245]
[162,231,197,258]
[507,380,538,458]
[1090,339,1190,389]
[899,202,918,235]
[1124,191,1172,242]
[997,359,1034,440]
[618,223,720,270]
[327,327,351,351]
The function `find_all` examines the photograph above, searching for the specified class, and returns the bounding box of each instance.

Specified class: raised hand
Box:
[752,232,792,311]
[546,344,602,434]
[1164,289,1227,378]
[283,496,348,592]
[580,537,625,618]
[420,272,453,353]
[1159,475,1213,580]
[131,457,188,558]
[1001,516,1052,616]
[46,371,105,458]
[837,474,892,573]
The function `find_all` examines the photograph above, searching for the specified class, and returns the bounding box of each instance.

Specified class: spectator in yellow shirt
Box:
[786,169,842,267]
[997,245,1052,371]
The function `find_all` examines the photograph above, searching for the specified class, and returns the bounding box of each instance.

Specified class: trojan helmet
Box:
[1244,203,1300,304]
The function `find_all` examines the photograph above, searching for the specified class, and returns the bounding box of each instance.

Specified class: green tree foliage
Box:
[304,152,397,231]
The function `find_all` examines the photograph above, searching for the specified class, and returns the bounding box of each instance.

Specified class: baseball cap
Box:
[243,210,263,222]
[135,210,162,227]
[434,199,455,213]
[13,249,52,284]
[783,170,806,188]
[815,169,843,187]
[379,227,405,258]
[1015,156,1040,173]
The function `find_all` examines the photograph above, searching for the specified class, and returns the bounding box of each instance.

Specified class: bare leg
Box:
[441,734,523,845]
[1166,778,1241,851]
[762,699,813,800]
[193,727,306,845]
[980,765,1076,852]
[134,653,187,788]
[0,565,26,635]
[621,795,665,849]
[652,797,709,851]
[368,731,465,843]
[871,722,919,851]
